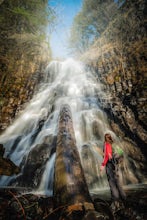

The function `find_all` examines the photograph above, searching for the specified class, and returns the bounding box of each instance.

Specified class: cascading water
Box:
[0,58,143,195]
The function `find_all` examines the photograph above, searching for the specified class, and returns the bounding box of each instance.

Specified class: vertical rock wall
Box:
[81,0,147,176]
[0,0,52,132]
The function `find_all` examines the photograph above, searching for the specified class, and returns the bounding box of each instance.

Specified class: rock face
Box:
[9,135,56,188]
[0,36,50,132]
[81,0,147,167]
[0,0,52,132]
[0,144,20,176]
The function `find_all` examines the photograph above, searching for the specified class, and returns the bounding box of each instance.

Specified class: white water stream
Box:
[0,59,141,195]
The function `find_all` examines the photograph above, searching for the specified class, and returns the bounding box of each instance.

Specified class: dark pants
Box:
[106,159,126,201]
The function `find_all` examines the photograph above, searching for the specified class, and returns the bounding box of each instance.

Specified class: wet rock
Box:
[82,210,107,220]
[0,157,20,176]
[10,137,56,188]
[0,189,54,220]
[0,185,146,220]
[80,144,101,188]
[0,144,20,176]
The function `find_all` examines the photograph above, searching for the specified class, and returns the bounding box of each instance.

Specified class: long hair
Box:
[104,133,113,144]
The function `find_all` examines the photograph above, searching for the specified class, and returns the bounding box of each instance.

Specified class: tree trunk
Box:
[54,105,93,207]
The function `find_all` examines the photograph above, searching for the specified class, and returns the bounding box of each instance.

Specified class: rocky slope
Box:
[81,0,147,171]
[0,0,52,132]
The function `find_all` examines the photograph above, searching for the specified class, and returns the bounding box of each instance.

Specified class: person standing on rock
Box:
[100,133,126,212]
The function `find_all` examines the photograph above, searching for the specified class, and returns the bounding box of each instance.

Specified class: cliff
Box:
[81,0,147,161]
[0,0,52,132]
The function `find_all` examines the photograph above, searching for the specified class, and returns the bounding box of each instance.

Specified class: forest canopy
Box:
[0,0,56,39]
[68,0,132,55]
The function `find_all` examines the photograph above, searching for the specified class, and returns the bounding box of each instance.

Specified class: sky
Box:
[49,0,82,59]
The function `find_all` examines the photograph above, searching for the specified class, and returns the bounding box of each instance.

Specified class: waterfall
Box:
[0,58,142,195]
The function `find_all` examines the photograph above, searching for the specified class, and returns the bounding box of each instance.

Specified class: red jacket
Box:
[101,142,112,166]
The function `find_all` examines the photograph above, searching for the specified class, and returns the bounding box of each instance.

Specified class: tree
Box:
[69,0,118,55]
[0,0,56,36]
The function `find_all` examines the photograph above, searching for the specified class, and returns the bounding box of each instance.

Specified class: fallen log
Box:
[53,105,106,219]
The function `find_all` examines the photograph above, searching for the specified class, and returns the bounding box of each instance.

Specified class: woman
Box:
[100,133,126,212]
